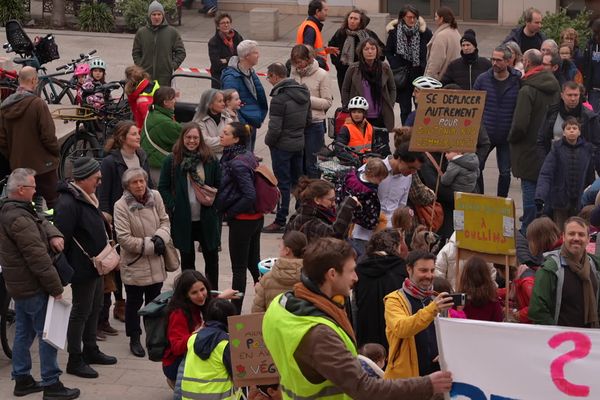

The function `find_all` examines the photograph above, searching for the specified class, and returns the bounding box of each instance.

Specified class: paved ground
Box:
[0,4,518,399]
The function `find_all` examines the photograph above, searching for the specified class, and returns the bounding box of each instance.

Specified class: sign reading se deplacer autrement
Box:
[409,89,486,153]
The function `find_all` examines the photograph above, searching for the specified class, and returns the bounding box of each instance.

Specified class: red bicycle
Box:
[0,67,18,101]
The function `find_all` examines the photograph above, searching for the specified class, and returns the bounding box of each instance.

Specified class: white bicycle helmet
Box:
[89,58,106,71]
[412,76,443,89]
[348,96,369,111]
[258,257,277,276]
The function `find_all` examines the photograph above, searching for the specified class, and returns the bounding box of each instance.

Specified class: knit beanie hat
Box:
[148,0,165,17]
[461,29,477,48]
[72,157,100,180]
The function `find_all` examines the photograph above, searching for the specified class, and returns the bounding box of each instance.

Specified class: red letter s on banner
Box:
[548,332,591,397]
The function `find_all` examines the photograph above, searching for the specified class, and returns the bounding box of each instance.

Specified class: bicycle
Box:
[0,67,18,101]
[0,269,15,359]
[57,81,131,179]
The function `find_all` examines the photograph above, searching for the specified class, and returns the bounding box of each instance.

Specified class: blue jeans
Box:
[303,121,325,178]
[246,126,257,153]
[12,292,61,385]
[270,147,303,226]
[521,179,537,235]
[481,142,511,197]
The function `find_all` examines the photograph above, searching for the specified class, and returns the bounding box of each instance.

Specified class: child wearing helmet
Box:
[74,63,91,106]
[337,96,374,153]
[403,76,443,127]
[82,58,108,110]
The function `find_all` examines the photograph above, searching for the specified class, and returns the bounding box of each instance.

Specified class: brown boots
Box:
[113,300,125,322]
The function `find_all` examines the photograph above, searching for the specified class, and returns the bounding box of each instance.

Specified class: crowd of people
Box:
[2,0,600,399]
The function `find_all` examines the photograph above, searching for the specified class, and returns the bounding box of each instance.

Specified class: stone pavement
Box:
[0,6,517,399]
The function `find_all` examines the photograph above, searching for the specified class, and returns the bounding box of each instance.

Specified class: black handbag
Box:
[392,65,409,89]
[52,252,74,286]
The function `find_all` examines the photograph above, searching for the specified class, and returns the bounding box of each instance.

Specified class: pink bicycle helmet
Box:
[74,63,90,77]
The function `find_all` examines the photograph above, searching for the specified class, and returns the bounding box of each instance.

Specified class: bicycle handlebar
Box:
[56,49,97,71]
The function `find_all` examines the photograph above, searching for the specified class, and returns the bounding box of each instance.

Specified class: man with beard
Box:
[530,217,600,327]
[441,29,491,90]
[383,250,454,379]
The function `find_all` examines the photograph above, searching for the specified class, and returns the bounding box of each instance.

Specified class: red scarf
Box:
[402,278,434,300]
[314,202,336,223]
[219,30,235,53]
[522,65,544,80]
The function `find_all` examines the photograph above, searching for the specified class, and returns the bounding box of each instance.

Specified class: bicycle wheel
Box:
[36,77,76,105]
[59,132,101,179]
[0,292,15,359]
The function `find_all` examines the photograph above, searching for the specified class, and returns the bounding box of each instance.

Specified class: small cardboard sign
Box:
[409,89,486,153]
[454,192,516,255]
[227,313,279,387]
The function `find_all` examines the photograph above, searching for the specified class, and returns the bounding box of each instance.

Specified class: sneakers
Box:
[98,321,119,336]
[206,6,217,17]
[262,222,285,234]
[66,354,98,379]
[14,375,43,397]
[43,380,80,400]
[83,347,118,365]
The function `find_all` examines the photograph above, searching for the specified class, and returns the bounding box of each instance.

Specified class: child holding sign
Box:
[440,151,480,193]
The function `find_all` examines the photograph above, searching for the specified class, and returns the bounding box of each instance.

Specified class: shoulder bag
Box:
[73,236,120,276]
[189,162,218,207]
[143,113,169,156]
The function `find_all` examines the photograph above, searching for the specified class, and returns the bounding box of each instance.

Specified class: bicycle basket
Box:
[34,35,60,65]
[5,20,34,57]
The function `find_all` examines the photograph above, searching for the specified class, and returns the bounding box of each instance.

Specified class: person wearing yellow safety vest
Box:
[296,0,339,71]
[263,237,454,400]
[179,298,240,400]
[124,65,160,130]
[336,96,373,154]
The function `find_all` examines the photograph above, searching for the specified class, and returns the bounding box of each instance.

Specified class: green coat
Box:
[132,19,186,87]
[141,105,181,168]
[158,154,221,253]
[507,69,560,181]
[529,249,600,325]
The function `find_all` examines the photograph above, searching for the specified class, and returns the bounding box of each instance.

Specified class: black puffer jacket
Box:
[265,78,312,152]
[0,199,63,299]
[54,181,109,284]
[441,51,492,90]
[355,254,407,349]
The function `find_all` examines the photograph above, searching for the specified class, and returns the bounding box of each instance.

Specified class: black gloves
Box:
[151,236,166,256]
[535,200,544,218]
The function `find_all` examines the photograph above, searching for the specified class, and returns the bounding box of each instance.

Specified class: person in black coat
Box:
[441,29,491,90]
[384,5,432,124]
[355,229,408,349]
[208,13,244,89]
[328,9,384,92]
[54,157,117,379]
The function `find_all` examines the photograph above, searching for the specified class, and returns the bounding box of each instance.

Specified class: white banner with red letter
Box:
[435,318,600,400]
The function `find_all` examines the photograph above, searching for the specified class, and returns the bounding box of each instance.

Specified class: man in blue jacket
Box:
[221,40,268,152]
[473,44,521,198]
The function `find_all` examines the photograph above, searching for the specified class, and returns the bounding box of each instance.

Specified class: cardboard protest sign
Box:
[228,313,279,387]
[409,89,486,153]
[454,192,516,255]
[436,318,600,399]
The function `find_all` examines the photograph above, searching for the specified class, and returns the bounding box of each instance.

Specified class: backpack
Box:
[138,290,173,362]
[254,164,280,214]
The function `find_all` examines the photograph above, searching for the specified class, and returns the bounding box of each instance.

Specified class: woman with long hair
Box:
[215,122,264,313]
[285,177,358,242]
[459,256,503,322]
[192,89,231,158]
[341,37,396,131]
[158,122,221,288]
[328,9,384,92]
[97,120,153,330]
[424,6,461,80]
[162,270,236,387]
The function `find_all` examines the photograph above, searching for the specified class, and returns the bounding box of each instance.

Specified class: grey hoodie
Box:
[441,152,480,192]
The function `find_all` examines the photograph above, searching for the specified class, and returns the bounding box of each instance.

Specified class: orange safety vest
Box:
[345,122,373,153]
[296,19,328,70]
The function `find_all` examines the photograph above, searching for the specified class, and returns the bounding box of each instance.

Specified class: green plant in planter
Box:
[0,0,26,26]
[78,1,115,32]
[518,7,592,44]
[123,0,177,32]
